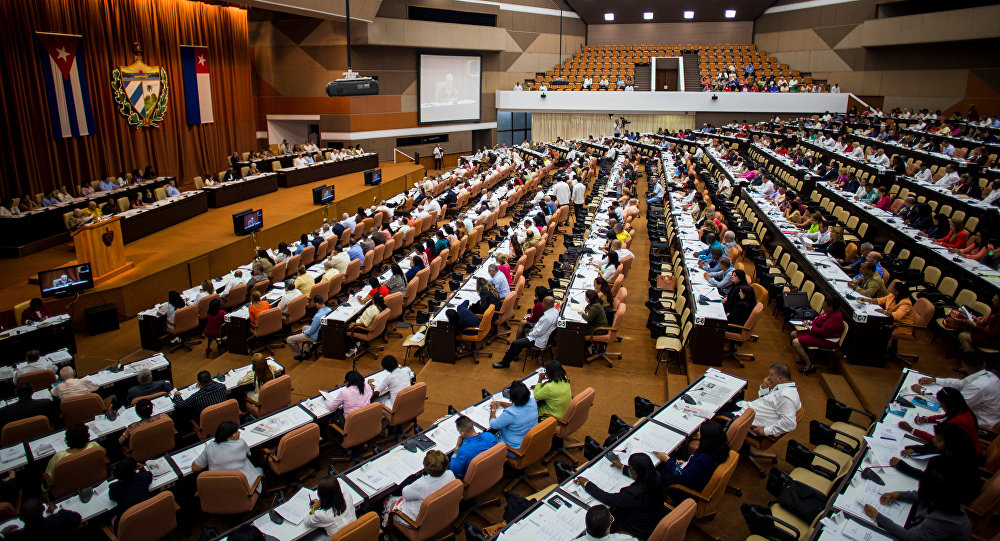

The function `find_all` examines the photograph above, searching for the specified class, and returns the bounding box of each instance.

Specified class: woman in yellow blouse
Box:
[862,281,913,338]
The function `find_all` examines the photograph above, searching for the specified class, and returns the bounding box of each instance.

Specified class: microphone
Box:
[860,466,892,486]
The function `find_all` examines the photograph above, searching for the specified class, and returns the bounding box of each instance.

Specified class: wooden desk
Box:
[204,173,279,208]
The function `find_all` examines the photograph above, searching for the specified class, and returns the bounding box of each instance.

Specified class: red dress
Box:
[204,309,227,338]
[797,310,844,348]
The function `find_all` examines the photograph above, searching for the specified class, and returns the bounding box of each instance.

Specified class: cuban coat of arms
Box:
[111,42,168,128]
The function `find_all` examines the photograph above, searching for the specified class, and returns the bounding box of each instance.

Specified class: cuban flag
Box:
[36,33,96,138]
[180,45,214,124]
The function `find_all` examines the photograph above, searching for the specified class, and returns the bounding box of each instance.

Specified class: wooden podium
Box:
[71,215,134,284]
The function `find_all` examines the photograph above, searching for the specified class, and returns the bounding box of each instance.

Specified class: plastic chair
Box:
[196,470,262,515]
[249,307,284,354]
[543,387,596,466]
[245,375,292,418]
[456,443,507,524]
[191,399,241,441]
[723,302,763,368]
[60,393,113,425]
[390,479,464,541]
[585,304,626,367]
[347,308,390,361]
[381,382,426,442]
[504,417,558,492]
[123,416,177,462]
[331,403,383,463]
[330,511,381,540]
[0,415,52,446]
[45,445,109,498]
[167,305,202,352]
[458,305,494,364]
[103,491,178,541]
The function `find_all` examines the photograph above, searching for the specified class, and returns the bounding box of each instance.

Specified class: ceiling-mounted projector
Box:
[326,70,379,97]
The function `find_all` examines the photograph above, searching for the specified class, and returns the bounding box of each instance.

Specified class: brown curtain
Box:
[0,0,255,200]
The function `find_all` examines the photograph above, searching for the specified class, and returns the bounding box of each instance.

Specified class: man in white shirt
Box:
[550,178,570,207]
[759,178,776,198]
[830,83,840,93]
[936,164,960,189]
[983,180,1000,204]
[582,76,593,89]
[432,145,443,170]
[339,213,356,233]
[912,357,999,429]
[425,197,441,215]
[913,163,933,183]
[13,350,57,384]
[493,297,557,368]
[848,145,865,159]
[370,356,415,406]
[292,153,307,167]
[868,148,890,167]
[743,363,801,438]
[219,270,243,302]
[276,278,303,314]
[513,82,522,91]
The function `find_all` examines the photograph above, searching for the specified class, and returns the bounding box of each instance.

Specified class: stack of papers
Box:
[275,488,316,525]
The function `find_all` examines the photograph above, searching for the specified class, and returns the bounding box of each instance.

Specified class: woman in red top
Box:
[898,387,983,455]
[524,286,550,328]
[935,218,968,249]
[874,186,892,210]
[356,276,389,303]
[21,298,53,324]
[791,298,845,375]
[203,298,227,356]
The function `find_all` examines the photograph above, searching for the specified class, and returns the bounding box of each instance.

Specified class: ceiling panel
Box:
[563,0,775,24]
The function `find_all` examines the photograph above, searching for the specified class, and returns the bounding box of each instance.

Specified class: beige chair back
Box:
[126,415,176,462]
[1,415,52,446]
[648,499,697,541]
[195,399,240,441]
[115,491,177,541]
[384,382,426,428]
[555,387,595,438]
[268,423,320,475]
[248,375,292,417]
[462,443,507,500]
[342,403,384,448]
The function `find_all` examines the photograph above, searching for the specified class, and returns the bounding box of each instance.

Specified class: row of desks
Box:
[812,368,943,540]
[0,177,173,248]
[0,314,76,366]
[214,366,551,540]
[496,368,747,540]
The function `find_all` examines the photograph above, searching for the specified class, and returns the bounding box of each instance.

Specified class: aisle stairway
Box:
[633,63,651,91]
[682,52,702,91]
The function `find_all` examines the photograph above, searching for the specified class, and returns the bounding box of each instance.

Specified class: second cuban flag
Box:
[180,45,214,124]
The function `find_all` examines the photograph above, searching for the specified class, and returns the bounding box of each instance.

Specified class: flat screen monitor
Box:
[232,209,264,236]
[312,184,335,205]
[364,168,382,185]
[418,53,482,124]
[39,263,94,298]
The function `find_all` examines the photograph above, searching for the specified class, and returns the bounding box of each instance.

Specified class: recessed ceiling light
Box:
[725,9,737,18]
[683,10,695,19]
[643,11,654,20]
[604,12,614,21]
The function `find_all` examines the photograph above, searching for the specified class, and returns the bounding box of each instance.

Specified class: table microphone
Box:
[861,465,893,486]
[895,391,930,409]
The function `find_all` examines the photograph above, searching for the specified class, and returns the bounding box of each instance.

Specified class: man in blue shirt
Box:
[286,295,330,360]
[449,415,498,478]
[696,233,722,261]
[347,240,365,266]
[99,178,116,191]
[488,264,511,298]
[489,381,538,452]
[165,180,180,197]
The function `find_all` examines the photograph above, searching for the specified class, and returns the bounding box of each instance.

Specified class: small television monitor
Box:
[312,184,335,205]
[39,263,94,298]
[232,208,264,236]
[364,168,382,185]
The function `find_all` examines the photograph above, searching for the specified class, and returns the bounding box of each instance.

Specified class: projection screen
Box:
[419,53,482,124]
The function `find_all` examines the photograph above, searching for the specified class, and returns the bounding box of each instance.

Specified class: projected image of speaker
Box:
[38,263,94,298]
[418,53,482,125]
[312,184,335,205]
[364,168,382,185]
[232,209,264,236]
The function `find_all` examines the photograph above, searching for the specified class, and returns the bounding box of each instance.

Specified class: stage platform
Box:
[0,161,424,326]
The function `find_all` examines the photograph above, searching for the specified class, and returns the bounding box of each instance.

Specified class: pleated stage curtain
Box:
[531,113,696,144]
[0,0,255,199]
